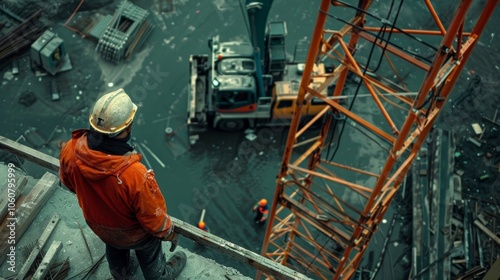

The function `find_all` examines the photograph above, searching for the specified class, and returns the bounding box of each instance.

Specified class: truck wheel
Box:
[217,119,245,131]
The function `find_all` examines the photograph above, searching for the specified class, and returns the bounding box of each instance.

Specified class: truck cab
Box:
[215,77,256,112]
[271,63,328,121]
[210,38,260,113]
[186,13,337,143]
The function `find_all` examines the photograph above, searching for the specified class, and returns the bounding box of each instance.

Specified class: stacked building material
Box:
[95,1,153,64]
[88,15,113,42]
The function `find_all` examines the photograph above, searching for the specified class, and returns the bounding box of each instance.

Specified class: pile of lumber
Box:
[0,170,65,279]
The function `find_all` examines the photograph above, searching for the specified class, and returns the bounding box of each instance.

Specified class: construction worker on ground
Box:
[59,89,186,280]
[198,221,210,232]
[253,198,269,224]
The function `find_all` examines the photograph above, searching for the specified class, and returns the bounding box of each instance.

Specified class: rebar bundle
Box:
[0,9,45,69]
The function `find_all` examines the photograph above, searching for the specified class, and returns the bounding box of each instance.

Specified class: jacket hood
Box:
[72,129,142,181]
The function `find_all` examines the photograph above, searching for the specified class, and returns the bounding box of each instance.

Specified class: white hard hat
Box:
[89,88,137,137]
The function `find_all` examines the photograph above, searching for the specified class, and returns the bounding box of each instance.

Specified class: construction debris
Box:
[474,220,500,246]
[483,258,500,280]
[471,123,483,135]
[412,128,500,279]
[0,9,45,70]
[18,91,37,107]
[17,214,60,280]
[31,240,63,280]
[0,172,59,264]
[0,176,27,221]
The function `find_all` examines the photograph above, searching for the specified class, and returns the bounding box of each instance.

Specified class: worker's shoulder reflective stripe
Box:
[155,214,171,234]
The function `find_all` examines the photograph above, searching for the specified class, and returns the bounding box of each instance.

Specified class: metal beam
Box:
[17,214,60,280]
[0,135,59,172]
[31,240,63,280]
[172,218,310,280]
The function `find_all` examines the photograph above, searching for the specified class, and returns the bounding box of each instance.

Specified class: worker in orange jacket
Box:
[253,199,269,224]
[59,89,186,280]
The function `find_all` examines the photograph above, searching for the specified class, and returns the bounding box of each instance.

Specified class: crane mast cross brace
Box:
[255,0,499,279]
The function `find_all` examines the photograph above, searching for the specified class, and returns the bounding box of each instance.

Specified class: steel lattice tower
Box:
[258,0,498,279]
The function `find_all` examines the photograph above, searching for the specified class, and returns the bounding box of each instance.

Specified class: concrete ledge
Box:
[0,166,251,279]
[0,135,311,280]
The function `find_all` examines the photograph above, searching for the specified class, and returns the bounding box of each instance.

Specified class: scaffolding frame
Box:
[258,0,498,279]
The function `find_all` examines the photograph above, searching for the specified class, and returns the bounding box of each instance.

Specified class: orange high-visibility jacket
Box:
[59,129,173,247]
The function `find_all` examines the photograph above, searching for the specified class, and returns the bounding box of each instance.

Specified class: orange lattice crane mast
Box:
[258,0,498,279]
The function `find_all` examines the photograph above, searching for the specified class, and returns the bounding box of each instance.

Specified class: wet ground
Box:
[1,0,499,279]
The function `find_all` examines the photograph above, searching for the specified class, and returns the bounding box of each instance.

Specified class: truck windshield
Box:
[216,90,255,109]
[218,59,255,75]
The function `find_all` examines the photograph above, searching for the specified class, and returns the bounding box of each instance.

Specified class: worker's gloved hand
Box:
[160,228,179,252]
[168,233,179,252]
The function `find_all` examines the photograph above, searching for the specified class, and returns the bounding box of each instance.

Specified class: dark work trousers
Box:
[254,211,264,223]
[106,235,169,279]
